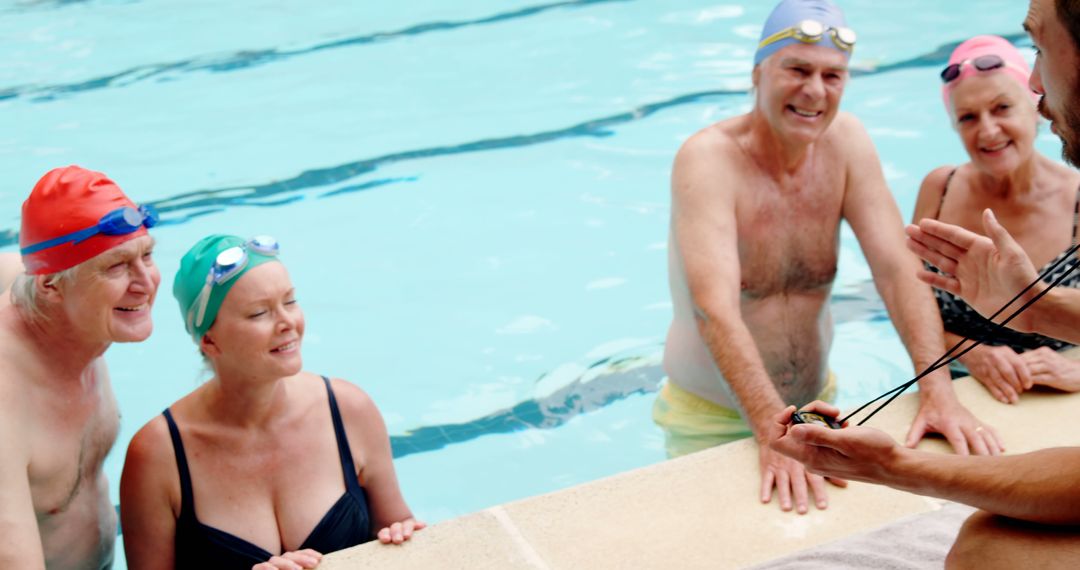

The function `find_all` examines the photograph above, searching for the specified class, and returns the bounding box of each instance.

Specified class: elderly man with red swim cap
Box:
[0,165,158,569]
[656,0,999,516]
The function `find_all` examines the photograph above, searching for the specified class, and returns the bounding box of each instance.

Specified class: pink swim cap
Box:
[941,35,1035,113]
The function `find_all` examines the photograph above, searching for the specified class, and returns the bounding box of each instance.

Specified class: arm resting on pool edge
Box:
[770,408,1080,525]
[329,378,425,544]
[840,118,1001,456]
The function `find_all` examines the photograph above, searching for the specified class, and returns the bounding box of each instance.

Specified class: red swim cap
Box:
[20,166,148,275]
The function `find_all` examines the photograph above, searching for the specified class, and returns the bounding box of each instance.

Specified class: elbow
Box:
[691,300,723,334]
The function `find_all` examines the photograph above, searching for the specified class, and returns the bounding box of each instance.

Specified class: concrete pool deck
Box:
[322,369,1080,569]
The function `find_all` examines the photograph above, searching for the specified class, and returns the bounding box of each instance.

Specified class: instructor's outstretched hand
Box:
[905,209,1040,332]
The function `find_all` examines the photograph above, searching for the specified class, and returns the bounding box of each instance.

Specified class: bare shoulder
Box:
[1048,157,1080,188]
[672,118,746,204]
[326,377,379,419]
[674,119,743,171]
[921,165,958,189]
[324,377,390,459]
[120,414,179,521]
[827,111,874,149]
[125,414,174,469]
[678,119,742,155]
[0,253,21,293]
[913,165,957,222]
[121,415,178,501]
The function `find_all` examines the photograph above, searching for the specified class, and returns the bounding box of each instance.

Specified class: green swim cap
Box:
[173,234,280,342]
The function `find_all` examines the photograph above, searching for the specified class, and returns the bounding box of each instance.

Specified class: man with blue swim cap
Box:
[753,0,856,66]
[657,0,999,515]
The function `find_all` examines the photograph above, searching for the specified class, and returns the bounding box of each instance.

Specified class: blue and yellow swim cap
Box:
[754,0,854,66]
[173,234,281,342]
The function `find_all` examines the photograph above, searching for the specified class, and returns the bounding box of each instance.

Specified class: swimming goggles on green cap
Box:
[187,235,280,333]
[758,19,856,53]
[21,205,158,255]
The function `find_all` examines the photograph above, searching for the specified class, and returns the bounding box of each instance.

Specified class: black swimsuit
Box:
[163,376,372,569]
[928,169,1080,356]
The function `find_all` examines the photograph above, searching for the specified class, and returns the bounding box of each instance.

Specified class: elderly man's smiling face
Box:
[753,43,849,145]
[59,235,160,344]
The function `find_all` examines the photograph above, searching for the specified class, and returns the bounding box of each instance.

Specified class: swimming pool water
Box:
[0,0,1059,565]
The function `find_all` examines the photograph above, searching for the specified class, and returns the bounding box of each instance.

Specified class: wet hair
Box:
[1057,0,1080,52]
[10,266,79,321]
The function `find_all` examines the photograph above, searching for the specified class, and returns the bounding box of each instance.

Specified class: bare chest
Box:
[736,180,844,298]
[29,387,119,516]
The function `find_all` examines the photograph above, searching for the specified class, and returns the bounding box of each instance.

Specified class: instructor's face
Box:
[1026,0,1080,165]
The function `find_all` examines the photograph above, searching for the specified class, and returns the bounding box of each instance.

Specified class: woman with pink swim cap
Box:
[914,35,1080,404]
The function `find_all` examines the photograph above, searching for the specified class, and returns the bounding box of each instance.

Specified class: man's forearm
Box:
[887,447,1080,524]
[697,316,784,438]
[875,269,955,388]
[1027,287,1080,345]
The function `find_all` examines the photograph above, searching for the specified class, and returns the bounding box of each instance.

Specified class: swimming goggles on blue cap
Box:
[20,205,158,255]
[758,19,857,53]
[188,235,280,332]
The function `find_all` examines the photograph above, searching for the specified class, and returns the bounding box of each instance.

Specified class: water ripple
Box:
[390,349,664,459]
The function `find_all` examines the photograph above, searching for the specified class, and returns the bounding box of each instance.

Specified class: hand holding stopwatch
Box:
[791,410,843,429]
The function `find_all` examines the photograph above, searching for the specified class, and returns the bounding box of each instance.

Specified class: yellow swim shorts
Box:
[651,372,837,458]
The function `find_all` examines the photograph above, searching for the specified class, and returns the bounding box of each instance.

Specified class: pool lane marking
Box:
[487,505,553,570]
[0,27,1032,248]
[0,0,633,104]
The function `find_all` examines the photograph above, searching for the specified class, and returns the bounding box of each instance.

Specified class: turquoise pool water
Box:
[0,0,1058,565]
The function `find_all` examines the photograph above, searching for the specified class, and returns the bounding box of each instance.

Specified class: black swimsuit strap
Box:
[934,167,959,220]
[162,408,196,521]
[321,376,362,494]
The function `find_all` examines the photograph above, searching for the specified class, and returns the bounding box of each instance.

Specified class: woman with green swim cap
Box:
[120,234,423,570]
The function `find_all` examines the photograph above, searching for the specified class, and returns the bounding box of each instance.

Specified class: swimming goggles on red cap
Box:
[21,205,158,256]
[940,54,1026,84]
[188,235,280,331]
[758,19,857,53]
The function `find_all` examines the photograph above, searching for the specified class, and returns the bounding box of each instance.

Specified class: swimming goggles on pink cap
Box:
[758,19,857,53]
[20,205,158,255]
[940,54,1026,84]
[188,235,280,331]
